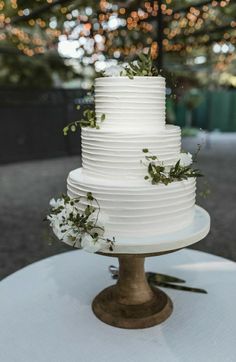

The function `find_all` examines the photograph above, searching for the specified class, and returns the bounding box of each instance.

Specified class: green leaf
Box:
[63,126,69,136]
[142,148,203,186]
[148,163,153,174]
[175,160,180,171]
[79,121,88,128]
[122,50,158,78]
[138,53,147,62]
[87,192,94,201]
[84,205,91,216]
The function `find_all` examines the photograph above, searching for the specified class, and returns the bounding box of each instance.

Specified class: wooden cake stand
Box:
[92,206,210,329]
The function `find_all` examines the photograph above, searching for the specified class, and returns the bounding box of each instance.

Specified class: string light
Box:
[0,0,234,83]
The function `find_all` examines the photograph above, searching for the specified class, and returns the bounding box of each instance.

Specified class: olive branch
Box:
[142,149,203,186]
[122,49,158,79]
[47,192,115,251]
[63,105,106,135]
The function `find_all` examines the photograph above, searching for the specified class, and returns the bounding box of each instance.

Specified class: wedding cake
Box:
[66,75,196,240]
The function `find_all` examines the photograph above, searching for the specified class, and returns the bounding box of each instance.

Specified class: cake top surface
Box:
[95,75,165,82]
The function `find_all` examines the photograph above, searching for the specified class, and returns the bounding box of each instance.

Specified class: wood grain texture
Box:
[92,255,173,329]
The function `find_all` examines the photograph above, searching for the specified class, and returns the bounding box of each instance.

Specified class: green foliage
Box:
[147,162,170,185]
[198,179,211,199]
[169,160,203,181]
[63,106,106,135]
[1,0,236,88]
[142,150,203,186]
[0,51,75,88]
[48,192,115,251]
[183,89,203,110]
[122,50,158,79]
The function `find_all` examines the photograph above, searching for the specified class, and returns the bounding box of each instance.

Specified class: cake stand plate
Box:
[92,206,210,329]
[100,205,210,255]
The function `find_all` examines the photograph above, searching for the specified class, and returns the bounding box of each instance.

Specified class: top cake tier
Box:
[95,76,165,133]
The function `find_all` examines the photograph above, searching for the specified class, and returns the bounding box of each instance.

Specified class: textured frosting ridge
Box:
[67,168,196,238]
[95,76,166,132]
[82,125,181,179]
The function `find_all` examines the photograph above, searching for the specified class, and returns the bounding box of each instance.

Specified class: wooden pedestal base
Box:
[92,255,173,329]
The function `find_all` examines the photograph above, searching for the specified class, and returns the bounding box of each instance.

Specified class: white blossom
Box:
[47,212,78,245]
[179,152,193,167]
[103,65,124,77]
[49,198,65,209]
[81,234,105,253]
[47,197,110,253]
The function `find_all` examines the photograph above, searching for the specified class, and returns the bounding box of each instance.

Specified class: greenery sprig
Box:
[198,180,211,198]
[122,50,158,79]
[63,105,106,135]
[169,160,203,180]
[47,192,115,252]
[142,149,203,186]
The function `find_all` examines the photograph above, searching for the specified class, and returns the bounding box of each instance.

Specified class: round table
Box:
[0,249,235,362]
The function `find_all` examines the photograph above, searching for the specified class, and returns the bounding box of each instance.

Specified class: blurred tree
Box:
[0,0,235,88]
[182,88,203,127]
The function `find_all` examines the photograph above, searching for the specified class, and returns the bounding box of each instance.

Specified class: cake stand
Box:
[92,206,210,329]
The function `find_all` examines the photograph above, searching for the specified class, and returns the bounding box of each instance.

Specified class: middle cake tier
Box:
[81,125,181,179]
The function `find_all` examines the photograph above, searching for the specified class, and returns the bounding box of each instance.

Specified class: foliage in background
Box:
[0,51,74,88]
[0,0,236,88]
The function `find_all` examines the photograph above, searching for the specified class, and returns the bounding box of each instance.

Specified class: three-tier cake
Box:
[67,75,196,240]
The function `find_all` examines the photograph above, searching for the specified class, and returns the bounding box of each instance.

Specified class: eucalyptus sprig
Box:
[63,105,106,135]
[141,148,170,185]
[47,192,115,252]
[169,160,203,181]
[142,149,203,186]
[122,49,158,79]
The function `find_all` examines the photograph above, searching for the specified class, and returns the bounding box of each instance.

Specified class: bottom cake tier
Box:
[67,168,196,239]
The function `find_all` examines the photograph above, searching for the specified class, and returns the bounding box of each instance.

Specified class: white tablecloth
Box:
[0,249,235,362]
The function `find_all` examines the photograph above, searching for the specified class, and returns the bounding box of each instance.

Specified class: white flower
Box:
[103,65,124,77]
[49,198,65,209]
[47,196,110,252]
[127,60,138,68]
[48,216,65,240]
[47,200,79,245]
[81,233,105,253]
[47,213,72,242]
[64,202,76,219]
[179,152,192,167]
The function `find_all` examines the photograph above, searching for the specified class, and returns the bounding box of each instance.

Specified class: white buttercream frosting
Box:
[81,125,181,179]
[67,168,196,238]
[95,76,166,132]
